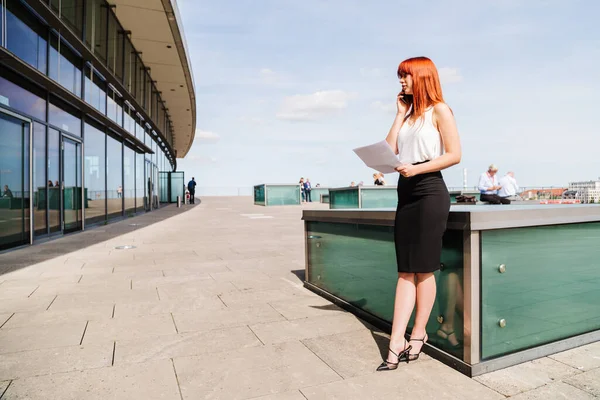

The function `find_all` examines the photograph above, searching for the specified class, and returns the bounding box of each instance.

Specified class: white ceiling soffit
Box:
[107,0,196,158]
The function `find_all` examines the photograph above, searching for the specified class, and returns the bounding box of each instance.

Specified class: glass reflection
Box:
[51,0,84,37]
[85,0,108,64]
[0,112,30,250]
[124,146,135,213]
[106,135,123,218]
[49,35,82,97]
[84,66,107,114]
[6,1,47,74]
[136,152,144,212]
[33,123,47,236]
[84,123,105,224]
[0,75,46,121]
[48,129,60,233]
[49,100,81,136]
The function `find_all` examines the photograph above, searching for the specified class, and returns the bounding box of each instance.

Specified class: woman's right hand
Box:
[397,92,409,115]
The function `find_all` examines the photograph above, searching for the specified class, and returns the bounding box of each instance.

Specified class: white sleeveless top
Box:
[397,107,443,164]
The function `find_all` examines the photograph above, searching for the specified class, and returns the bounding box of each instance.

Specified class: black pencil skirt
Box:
[394,166,451,273]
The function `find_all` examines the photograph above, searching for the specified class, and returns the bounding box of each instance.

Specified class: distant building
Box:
[568,180,600,203]
[520,188,567,200]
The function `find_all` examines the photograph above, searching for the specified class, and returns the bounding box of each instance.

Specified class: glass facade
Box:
[0,0,180,251]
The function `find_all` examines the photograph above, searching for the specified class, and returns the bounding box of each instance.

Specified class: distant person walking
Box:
[299,178,306,203]
[478,164,510,204]
[374,172,386,186]
[377,56,461,371]
[117,185,122,198]
[498,172,520,201]
[304,178,312,202]
[2,185,13,198]
[187,177,197,204]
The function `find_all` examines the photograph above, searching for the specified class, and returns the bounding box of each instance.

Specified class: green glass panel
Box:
[306,221,465,359]
[360,188,398,208]
[311,188,329,202]
[266,185,300,205]
[330,188,359,209]
[481,223,600,359]
[254,185,265,206]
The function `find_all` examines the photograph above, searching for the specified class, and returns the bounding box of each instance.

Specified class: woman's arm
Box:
[397,102,461,176]
[385,94,410,155]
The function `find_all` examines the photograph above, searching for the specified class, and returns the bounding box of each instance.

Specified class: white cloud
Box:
[240,116,266,126]
[195,129,221,143]
[276,90,358,121]
[438,67,463,84]
[371,100,396,114]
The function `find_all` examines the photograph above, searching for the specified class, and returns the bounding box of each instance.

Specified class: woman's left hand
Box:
[396,164,420,178]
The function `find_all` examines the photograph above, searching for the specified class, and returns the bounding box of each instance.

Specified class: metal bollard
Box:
[177,196,181,208]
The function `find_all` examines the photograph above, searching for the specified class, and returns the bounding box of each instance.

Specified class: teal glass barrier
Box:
[311,188,328,202]
[361,187,397,208]
[266,185,300,205]
[254,185,266,205]
[306,221,465,359]
[481,222,600,359]
[330,188,359,209]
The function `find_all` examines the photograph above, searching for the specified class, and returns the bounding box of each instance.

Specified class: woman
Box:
[299,177,305,203]
[377,56,461,371]
[374,173,386,186]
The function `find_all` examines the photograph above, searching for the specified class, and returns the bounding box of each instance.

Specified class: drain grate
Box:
[114,245,136,250]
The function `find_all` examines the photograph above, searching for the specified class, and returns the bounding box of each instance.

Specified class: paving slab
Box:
[173,303,285,333]
[219,288,315,308]
[173,341,342,399]
[48,289,159,310]
[474,357,582,397]
[0,283,41,300]
[508,381,595,400]
[300,358,504,400]
[269,296,346,320]
[114,326,261,365]
[3,359,181,400]
[2,304,113,329]
[0,296,56,314]
[0,321,87,353]
[158,280,240,300]
[564,367,600,397]
[83,314,177,344]
[549,342,600,371]
[250,313,367,345]
[247,391,307,400]
[113,296,225,318]
[301,328,432,379]
[0,343,112,380]
[0,380,10,397]
[0,313,12,328]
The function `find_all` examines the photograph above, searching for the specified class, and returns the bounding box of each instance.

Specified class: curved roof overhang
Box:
[108,0,196,158]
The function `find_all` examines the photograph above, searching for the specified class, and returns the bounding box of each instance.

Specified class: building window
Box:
[85,0,108,65]
[106,134,123,219]
[107,87,123,127]
[0,73,46,121]
[5,0,48,74]
[107,10,124,80]
[50,0,84,38]
[49,98,81,136]
[124,145,135,213]
[84,65,107,115]
[49,34,82,97]
[123,37,134,94]
[84,122,106,224]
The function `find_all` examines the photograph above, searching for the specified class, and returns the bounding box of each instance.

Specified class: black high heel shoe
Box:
[402,334,428,362]
[376,341,412,371]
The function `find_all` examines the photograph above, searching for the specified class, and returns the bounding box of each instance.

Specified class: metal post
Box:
[177,195,181,208]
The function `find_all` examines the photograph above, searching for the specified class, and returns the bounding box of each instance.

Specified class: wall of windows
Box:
[0,0,180,251]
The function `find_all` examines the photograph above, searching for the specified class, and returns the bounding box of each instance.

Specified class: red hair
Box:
[397,57,444,120]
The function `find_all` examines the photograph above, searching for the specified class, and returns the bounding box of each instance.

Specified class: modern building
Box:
[568,180,600,204]
[0,0,196,251]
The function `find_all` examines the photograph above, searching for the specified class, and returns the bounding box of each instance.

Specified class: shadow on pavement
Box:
[0,204,197,276]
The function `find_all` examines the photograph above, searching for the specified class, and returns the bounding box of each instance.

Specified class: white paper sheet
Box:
[352,140,401,173]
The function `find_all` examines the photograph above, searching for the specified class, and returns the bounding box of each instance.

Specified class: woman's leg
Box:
[438,272,461,347]
[409,272,437,354]
[385,272,417,363]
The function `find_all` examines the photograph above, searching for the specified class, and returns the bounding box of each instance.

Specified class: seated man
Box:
[478,164,510,204]
[498,172,521,201]
[2,185,13,198]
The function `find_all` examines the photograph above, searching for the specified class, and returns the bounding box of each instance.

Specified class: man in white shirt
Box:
[478,164,511,204]
[498,172,520,201]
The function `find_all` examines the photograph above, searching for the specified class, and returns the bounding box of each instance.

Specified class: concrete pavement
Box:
[0,196,598,399]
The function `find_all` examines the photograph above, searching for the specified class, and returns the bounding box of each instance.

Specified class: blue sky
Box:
[175,0,600,192]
